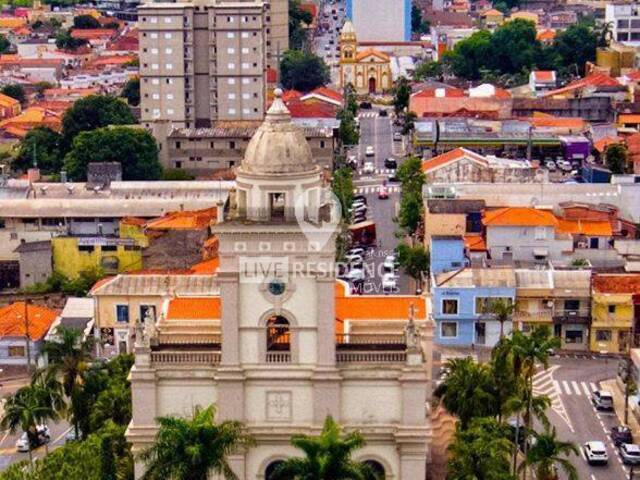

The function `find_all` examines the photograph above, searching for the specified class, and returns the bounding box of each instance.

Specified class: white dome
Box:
[240,89,317,176]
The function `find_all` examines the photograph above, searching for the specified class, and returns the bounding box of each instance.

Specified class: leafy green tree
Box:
[271,415,375,480]
[141,405,254,480]
[393,77,411,115]
[443,30,492,80]
[396,157,425,236]
[288,0,313,50]
[162,168,195,180]
[519,426,578,480]
[605,143,628,174]
[1,386,58,467]
[488,298,515,339]
[414,61,443,81]
[396,242,429,292]
[0,34,10,54]
[411,5,429,34]
[64,126,161,181]
[55,29,88,51]
[332,166,354,221]
[73,15,100,29]
[447,418,515,480]
[2,84,25,104]
[401,111,417,135]
[489,19,542,76]
[433,357,497,428]
[337,108,359,146]
[280,49,330,92]
[13,127,63,174]
[344,83,358,116]
[60,95,135,151]
[89,379,131,432]
[120,78,140,106]
[553,23,597,76]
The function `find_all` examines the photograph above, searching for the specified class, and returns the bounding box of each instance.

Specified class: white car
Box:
[557,160,572,172]
[591,390,614,411]
[345,268,365,282]
[382,273,397,293]
[344,252,363,264]
[620,443,640,465]
[545,160,557,171]
[383,255,396,271]
[583,441,608,465]
[362,162,375,174]
[347,247,365,257]
[393,132,403,141]
[16,425,50,452]
[365,146,375,157]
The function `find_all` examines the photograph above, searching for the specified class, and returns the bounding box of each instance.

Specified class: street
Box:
[0,421,72,471]
[533,357,630,480]
[312,0,345,84]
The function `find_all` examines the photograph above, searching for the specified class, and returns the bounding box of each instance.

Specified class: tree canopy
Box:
[0,34,10,54]
[280,49,330,92]
[73,14,100,29]
[61,95,136,151]
[411,5,429,35]
[605,143,628,174]
[64,126,161,181]
[120,78,140,106]
[1,84,25,104]
[288,0,313,50]
[55,29,88,51]
[13,127,63,174]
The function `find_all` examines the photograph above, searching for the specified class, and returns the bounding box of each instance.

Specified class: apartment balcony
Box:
[151,351,221,365]
[553,309,591,324]
[514,310,554,324]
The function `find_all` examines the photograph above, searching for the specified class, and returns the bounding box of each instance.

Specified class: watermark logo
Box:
[293,188,342,251]
[239,256,289,284]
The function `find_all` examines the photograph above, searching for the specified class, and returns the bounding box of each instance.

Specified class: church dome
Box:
[240,89,317,175]
[341,19,355,36]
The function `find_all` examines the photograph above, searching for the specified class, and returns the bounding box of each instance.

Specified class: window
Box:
[150,33,158,39]
[164,16,171,23]
[320,140,325,148]
[475,297,512,315]
[242,16,248,22]
[229,141,235,149]
[242,47,249,54]
[442,298,458,315]
[167,108,174,115]
[596,329,612,342]
[227,32,235,38]
[618,19,630,28]
[152,78,159,85]
[166,63,173,70]
[534,227,546,240]
[152,93,160,100]
[228,108,236,115]
[41,218,63,227]
[167,79,173,84]
[228,78,236,85]
[151,63,159,70]
[165,48,172,54]
[101,245,117,252]
[242,78,250,84]
[150,17,157,23]
[176,141,181,149]
[608,304,616,314]
[78,245,94,253]
[565,329,583,344]
[227,15,234,22]
[0,219,4,229]
[8,346,25,357]
[116,305,129,323]
[241,32,249,38]
[564,299,580,311]
[153,108,160,118]
[227,47,235,54]
[140,305,156,323]
[166,93,174,100]
[228,93,236,99]
[242,62,249,69]
[243,108,250,114]
[151,48,158,54]
[242,93,250,99]
[228,62,236,69]
[441,321,458,338]
[164,33,172,39]
[590,237,599,249]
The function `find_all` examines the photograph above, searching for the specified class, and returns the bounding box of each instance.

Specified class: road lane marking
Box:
[562,380,572,395]
[0,430,9,446]
[581,382,592,396]
[571,381,581,395]
[52,427,72,445]
[590,382,598,391]
[532,365,573,432]
[580,447,586,461]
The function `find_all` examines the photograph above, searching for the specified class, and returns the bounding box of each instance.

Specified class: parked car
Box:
[393,132,403,141]
[387,169,398,182]
[620,443,640,465]
[352,194,367,204]
[344,252,363,264]
[383,255,396,271]
[379,109,388,117]
[545,160,557,171]
[344,268,365,282]
[16,426,50,452]
[352,214,366,224]
[384,157,397,169]
[347,247,365,257]
[363,161,375,173]
[378,186,389,199]
[611,425,633,446]
[365,146,375,157]
[583,441,608,465]
[557,160,572,172]
[382,273,398,293]
[591,390,614,411]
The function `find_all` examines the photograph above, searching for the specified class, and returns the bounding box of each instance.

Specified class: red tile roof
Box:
[464,234,487,251]
[421,147,488,172]
[285,99,337,118]
[145,207,217,231]
[482,207,558,227]
[557,219,613,236]
[593,274,640,294]
[0,302,58,340]
[543,73,620,97]
[411,86,465,98]
[532,70,555,82]
[167,297,221,320]
[594,136,622,153]
[305,86,343,102]
[190,257,219,274]
[70,29,116,40]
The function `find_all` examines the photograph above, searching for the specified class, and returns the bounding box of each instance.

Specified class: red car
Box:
[378,186,389,199]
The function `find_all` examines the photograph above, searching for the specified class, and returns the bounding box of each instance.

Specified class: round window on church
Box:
[268,279,286,296]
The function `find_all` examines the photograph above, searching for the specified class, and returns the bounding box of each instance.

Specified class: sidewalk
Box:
[601,378,640,434]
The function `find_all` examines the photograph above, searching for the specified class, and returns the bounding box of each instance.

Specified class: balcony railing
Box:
[157,333,221,346]
[266,352,291,363]
[151,351,221,365]
[514,311,554,321]
[336,351,407,363]
[335,333,406,351]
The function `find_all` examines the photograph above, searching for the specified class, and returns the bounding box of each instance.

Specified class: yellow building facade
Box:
[338,20,392,94]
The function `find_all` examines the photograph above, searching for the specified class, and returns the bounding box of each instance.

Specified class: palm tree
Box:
[433,357,497,428]
[518,426,578,480]
[30,369,65,455]
[488,298,516,339]
[271,415,376,480]
[140,405,254,480]
[1,385,57,467]
[42,325,94,436]
[447,417,516,480]
[510,327,560,479]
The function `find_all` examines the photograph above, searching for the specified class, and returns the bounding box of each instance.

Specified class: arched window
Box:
[363,460,385,479]
[266,315,290,352]
[265,460,285,480]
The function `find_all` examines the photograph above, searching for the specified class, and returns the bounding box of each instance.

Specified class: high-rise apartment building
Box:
[139,0,288,131]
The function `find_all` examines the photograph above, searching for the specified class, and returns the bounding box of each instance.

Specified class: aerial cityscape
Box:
[0,0,639,478]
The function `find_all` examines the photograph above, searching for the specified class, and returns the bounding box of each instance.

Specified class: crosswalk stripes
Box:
[353,186,400,195]
[557,380,599,396]
[357,168,396,176]
[532,365,574,432]
[358,112,379,119]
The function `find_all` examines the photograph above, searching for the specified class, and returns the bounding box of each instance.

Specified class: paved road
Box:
[0,421,72,471]
[533,357,629,480]
[349,113,410,295]
[313,0,345,84]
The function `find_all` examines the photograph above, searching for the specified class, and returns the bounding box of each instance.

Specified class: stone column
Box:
[219,272,240,365]
[399,443,429,480]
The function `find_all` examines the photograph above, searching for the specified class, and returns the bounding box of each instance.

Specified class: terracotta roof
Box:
[619,114,640,124]
[593,274,640,294]
[190,257,219,274]
[281,89,302,102]
[0,302,58,340]
[70,29,116,40]
[543,73,620,97]
[285,99,337,118]
[0,17,26,28]
[624,70,640,82]
[557,219,613,236]
[335,294,426,320]
[411,86,465,98]
[145,207,217,231]
[166,297,221,320]
[464,234,487,251]
[121,216,146,226]
[482,207,558,227]
[0,92,19,108]
[299,2,318,18]
[532,70,555,82]
[529,114,586,130]
[355,48,390,62]
[306,86,343,102]
[594,136,622,153]
[422,147,488,172]
[89,55,136,67]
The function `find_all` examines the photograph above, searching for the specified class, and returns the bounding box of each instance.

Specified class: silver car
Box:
[620,443,640,465]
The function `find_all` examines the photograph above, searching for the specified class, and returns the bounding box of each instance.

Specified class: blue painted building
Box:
[432,268,516,347]
[430,235,467,275]
[345,0,411,42]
